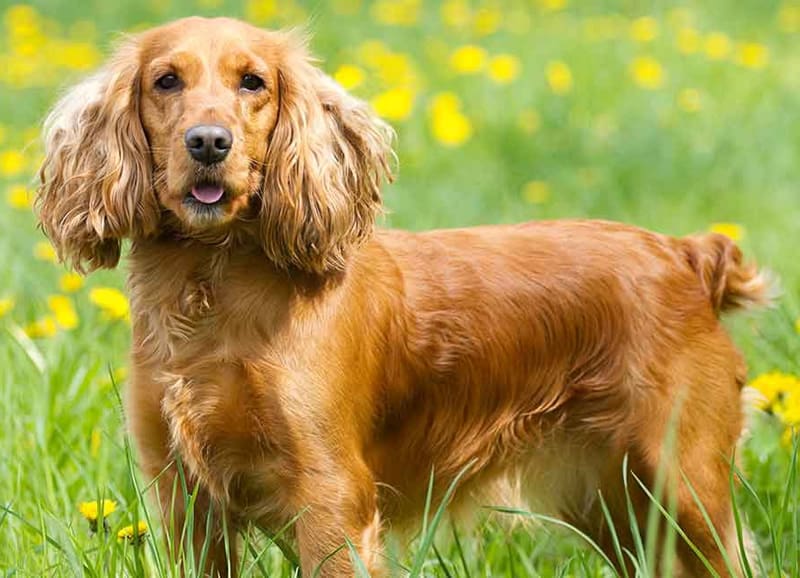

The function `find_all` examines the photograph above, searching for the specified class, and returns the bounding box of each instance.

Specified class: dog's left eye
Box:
[240,74,265,92]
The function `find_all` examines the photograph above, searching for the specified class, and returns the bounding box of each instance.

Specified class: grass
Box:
[2,0,800,575]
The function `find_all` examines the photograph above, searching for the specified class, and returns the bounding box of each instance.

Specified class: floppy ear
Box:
[261,34,394,275]
[37,39,158,273]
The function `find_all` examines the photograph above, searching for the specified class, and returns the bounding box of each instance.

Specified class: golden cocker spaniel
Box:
[38,16,766,577]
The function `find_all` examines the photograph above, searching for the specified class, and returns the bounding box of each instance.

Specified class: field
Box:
[2,0,800,576]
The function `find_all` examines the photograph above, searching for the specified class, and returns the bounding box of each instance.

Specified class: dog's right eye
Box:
[155,73,181,91]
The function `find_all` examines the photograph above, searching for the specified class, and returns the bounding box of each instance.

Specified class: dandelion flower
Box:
[0,297,14,318]
[736,42,769,69]
[79,499,117,521]
[47,295,78,330]
[0,150,25,177]
[538,0,567,12]
[34,241,57,263]
[473,7,502,37]
[630,56,665,90]
[371,0,420,27]
[117,521,149,544]
[7,184,33,209]
[429,93,472,147]
[370,87,414,121]
[522,181,551,204]
[709,222,744,242]
[89,287,130,321]
[59,272,84,293]
[675,27,701,54]
[630,16,659,43]
[677,88,702,113]
[450,45,487,74]
[440,0,470,29]
[778,4,800,33]
[487,54,521,84]
[90,428,102,458]
[333,64,365,90]
[546,60,573,95]
[25,316,57,339]
[704,32,732,60]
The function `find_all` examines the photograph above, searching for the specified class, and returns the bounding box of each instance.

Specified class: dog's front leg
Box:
[293,462,384,577]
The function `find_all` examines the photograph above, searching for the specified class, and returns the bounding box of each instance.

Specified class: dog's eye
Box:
[240,74,265,92]
[155,73,181,91]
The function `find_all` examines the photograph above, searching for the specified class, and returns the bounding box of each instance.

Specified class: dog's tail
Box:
[681,233,772,315]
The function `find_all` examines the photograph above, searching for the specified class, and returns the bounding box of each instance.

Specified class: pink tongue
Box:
[191,184,224,204]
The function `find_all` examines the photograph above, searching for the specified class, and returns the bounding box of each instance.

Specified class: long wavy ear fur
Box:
[260,32,395,276]
[37,39,158,273]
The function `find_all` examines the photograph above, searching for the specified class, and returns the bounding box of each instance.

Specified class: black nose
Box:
[184,125,232,165]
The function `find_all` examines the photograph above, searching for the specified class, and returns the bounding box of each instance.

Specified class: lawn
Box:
[2,0,800,576]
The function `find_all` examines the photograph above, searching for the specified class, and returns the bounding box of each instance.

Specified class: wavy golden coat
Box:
[38,17,766,577]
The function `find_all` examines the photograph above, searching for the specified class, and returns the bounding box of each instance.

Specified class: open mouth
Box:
[185,182,226,207]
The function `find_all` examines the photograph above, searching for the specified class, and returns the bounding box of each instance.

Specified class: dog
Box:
[37,16,766,577]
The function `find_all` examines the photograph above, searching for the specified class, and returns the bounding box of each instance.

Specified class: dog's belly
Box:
[159,360,298,522]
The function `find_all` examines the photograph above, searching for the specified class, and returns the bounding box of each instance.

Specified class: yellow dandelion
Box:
[675,27,701,54]
[370,87,415,121]
[450,45,487,74]
[630,56,665,90]
[517,109,541,135]
[538,0,567,12]
[25,316,58,339]
[778,4,800,33]
[89,287,130,321]
[0,297,14,318]
[473,7,502,37]
[34,241,57,263]
[371,0,420,27]
[709,222,744,242]
[441,0,471,29]
[630,16,659,43]
[429,92,472,147]
[736,42,769,69]
[59,41,100,71]
[522,181,551,204]
[333,64,365,90]
[704,32,732,60]
[546,60,573,95]
[117,521,149,543]
[78,499,117,522]
[372,51,417,89]
[0,150,25,177]
[487,54,521,85]
[750,372,799,410]
[245,0,278,23]
[47,295,78,330]
[59,272,84,293]
[7,184,34,209]
[90,428,102,458]
[677,88,702,113]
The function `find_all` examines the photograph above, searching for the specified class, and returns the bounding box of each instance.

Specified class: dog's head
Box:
[38,17,394,275]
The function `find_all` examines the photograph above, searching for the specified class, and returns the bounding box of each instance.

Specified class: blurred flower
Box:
[450,45,487,74]
[473,7,502,36]
[429,92,472,147]
[0,297,14,318]
[89,287,130,321]
[59,272,84,293]
[709,222,744,241]
[630,56,665,90]
[677,88,702,113]
[357,39,389,67]
[47,295,78,330]
[118,521,149,544]
[522,181,551,204]
[371,0,420,27]
[441,0,470,29]
[736,42,769,69]
[538,0,567,12]
[6,184,33,209]
[90,428,102,458]
[25,316,57,338]
[117,520,147,544]
[333,64,365,90]
[778,3,800,33]
[371,87,414,121]
[751,371,799,410]
[675,27,701,54]
[372,51,418,90]
[487,54,521,84]
[704,32,732,60]
[546,60,573,95]
[630,16,659,43]
[245,0,278,22]
[34,241,57,263]
[795,318,800,335]
[517,109,541,135]
[0,150,25,177]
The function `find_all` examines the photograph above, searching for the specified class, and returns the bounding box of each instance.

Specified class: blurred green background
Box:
[2,0,800,575]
